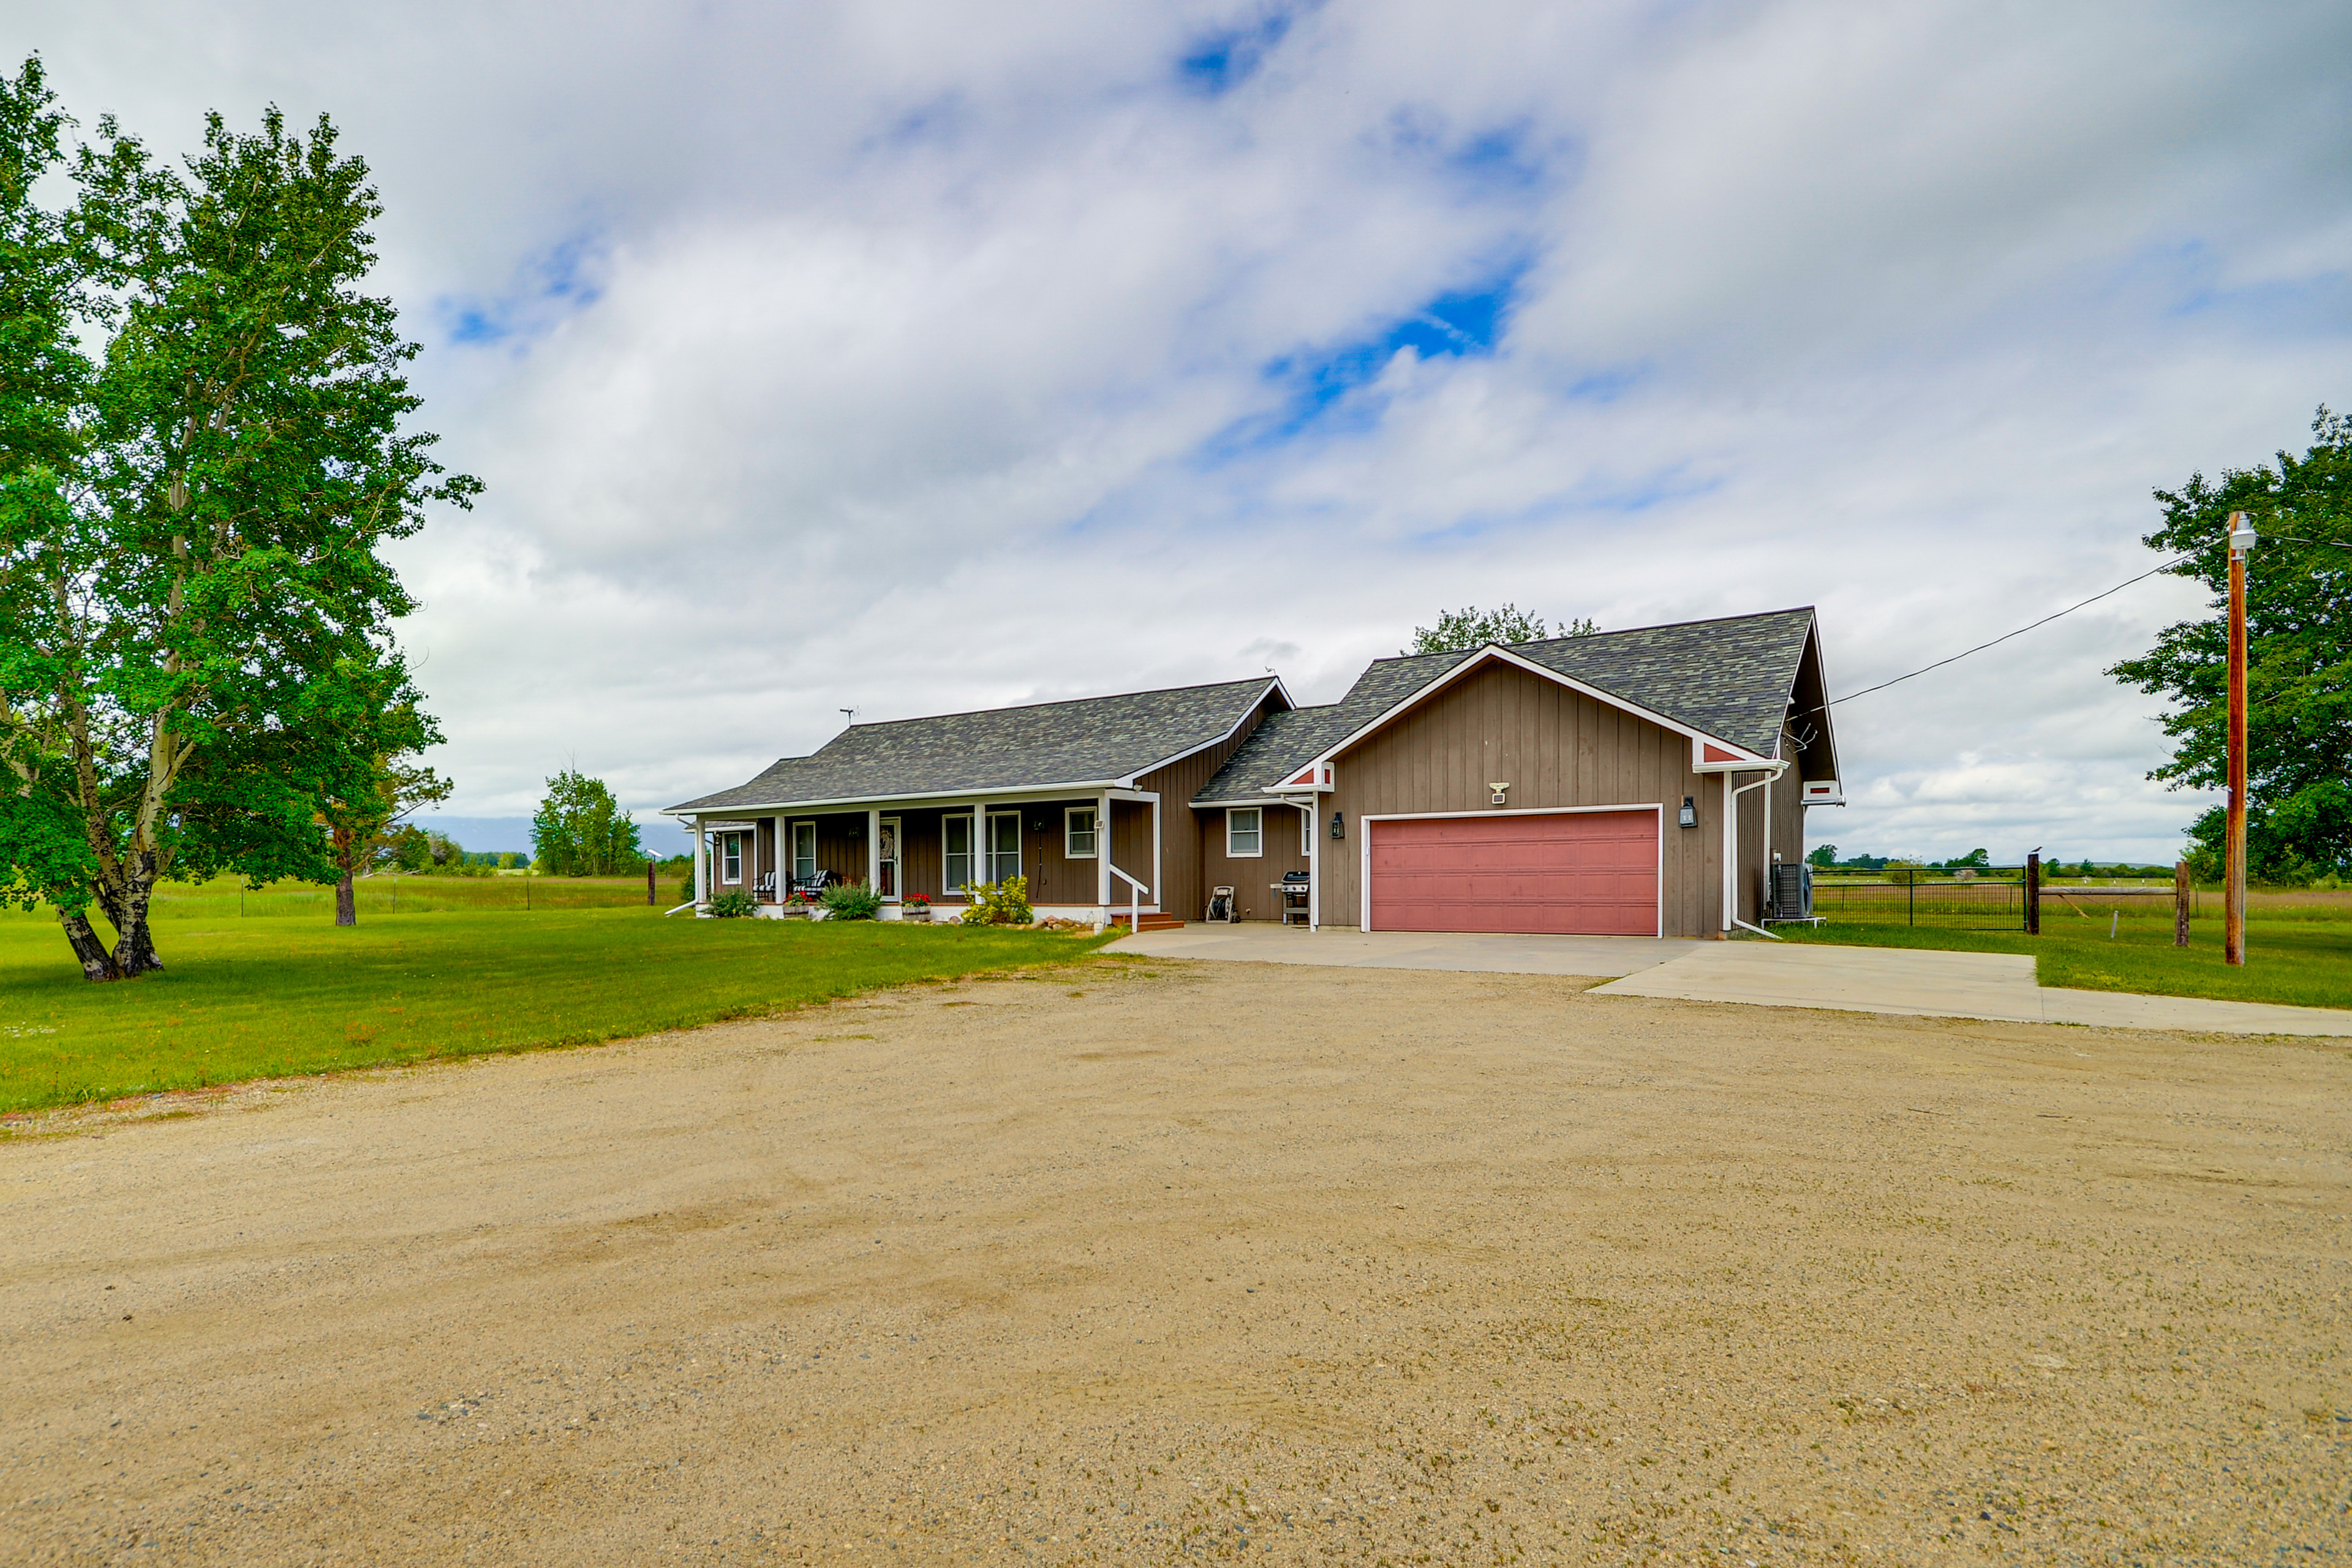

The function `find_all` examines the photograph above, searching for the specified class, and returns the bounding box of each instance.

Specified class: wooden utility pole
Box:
[2173,859,2190,947]
[2024,851,2040,935]
[2225,510,2254,967]
[646,858,657,906]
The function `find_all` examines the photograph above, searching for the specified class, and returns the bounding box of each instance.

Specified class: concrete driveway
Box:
[1106,922,1706,978]
[1107,924,2352,1036]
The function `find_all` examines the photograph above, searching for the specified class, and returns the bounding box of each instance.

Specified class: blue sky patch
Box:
[1178,9,1298,95]
[439,230,605,349]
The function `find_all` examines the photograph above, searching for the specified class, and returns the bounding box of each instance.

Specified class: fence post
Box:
[1907,868,1915,927]
[2174,859,2190,947]
[2024,853,2040,935]
[646,858,656,907]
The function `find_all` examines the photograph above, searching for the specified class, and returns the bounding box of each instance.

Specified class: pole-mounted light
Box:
[2229,514,2258,556]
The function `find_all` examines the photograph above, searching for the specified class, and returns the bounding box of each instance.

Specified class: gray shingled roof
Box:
[668,678,1278,813]
[1193,608,1818,805]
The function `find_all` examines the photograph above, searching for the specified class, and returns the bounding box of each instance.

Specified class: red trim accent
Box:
[1702,744,1740,764]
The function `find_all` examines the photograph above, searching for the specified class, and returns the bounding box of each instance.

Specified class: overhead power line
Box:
[1825,551,2199,710]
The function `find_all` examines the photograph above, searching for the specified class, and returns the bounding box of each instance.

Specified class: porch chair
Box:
[755,871,777,900]
[790,869,837,900]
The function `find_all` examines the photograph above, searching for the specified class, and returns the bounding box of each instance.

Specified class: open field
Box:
[1779,889,2352,1010]
[3,962,2345,1566]
[0,904,1103,1116]
[25,871,679,921]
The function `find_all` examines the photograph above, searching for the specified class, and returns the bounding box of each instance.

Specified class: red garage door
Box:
[1367,810,1659,936]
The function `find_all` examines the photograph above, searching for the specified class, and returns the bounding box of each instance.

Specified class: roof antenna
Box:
[839,707,857,727]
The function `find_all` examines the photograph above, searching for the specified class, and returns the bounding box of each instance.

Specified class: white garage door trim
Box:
[1359,803,1665,937]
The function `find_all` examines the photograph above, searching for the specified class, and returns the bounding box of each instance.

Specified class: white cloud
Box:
[18,0,2347,861]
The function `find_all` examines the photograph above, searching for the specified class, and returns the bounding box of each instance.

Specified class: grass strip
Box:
[1774,902,2352,1010]
[0,908,1108,1117]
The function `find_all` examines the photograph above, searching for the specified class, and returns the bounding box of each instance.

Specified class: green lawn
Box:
[1774,891,2352,1011]
[0,881,1106,1117]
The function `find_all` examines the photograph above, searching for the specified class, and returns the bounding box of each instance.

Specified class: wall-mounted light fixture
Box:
[1329,811,1345,840]
[1488,781,1511,806]
[1678,795,1698,829]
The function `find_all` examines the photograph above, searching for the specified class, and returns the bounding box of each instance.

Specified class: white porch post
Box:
[1097,791,1112,918]
[1305,802,1319,932]
[693,816,708,909]
[867,807,881,892]
[774,813,784,903]
[1150,796,1162,905]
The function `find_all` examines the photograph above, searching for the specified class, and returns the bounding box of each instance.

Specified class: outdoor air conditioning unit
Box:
[1767,862,1812,922]
[1801,778,1845,807]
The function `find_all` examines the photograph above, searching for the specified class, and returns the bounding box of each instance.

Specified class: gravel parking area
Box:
[4,960,2346,1564]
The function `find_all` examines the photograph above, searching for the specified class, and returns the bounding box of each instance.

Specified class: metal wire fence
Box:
[1809,869,2029,930]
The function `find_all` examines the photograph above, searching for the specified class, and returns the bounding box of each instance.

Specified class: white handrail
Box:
[1109,864,1148,935]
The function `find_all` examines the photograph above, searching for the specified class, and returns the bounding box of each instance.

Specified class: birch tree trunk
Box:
[56,910,122,982]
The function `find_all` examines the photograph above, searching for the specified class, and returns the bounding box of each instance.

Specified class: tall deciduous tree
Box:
[1405,605,1594,655]
[532,771,643,876]
[0,62,476,978]
[2110,407,2351,882]
[318,729,452,926]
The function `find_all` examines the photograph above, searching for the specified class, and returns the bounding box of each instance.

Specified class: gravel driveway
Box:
[4,960,2345,1564]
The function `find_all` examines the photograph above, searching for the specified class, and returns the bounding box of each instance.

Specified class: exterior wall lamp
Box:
[1678,795,1698,829]
[1329,811,1344,840]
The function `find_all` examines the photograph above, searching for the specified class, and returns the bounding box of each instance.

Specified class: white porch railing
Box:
[1110,864,1148,934]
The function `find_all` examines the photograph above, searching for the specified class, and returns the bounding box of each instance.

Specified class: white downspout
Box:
[1727,763,1791,940]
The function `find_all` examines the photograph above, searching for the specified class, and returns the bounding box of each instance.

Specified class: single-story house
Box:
[665,606,1842,938]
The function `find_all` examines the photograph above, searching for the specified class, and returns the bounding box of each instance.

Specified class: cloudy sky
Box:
[24,1,2350,860]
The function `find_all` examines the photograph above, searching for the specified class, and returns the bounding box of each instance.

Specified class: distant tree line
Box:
[1805,845,2179,877]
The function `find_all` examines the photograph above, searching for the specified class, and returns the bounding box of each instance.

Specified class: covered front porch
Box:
[685,790,1163,924]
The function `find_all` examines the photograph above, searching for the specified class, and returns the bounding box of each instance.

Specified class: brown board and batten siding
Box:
[1107,801,1152,907]
[1009,797,1104,907]
[1322,660,1724,938]
[1196,804,1311,921]
[1134,691,1285,922]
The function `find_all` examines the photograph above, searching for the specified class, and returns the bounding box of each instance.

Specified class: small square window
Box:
[1227,807,1262,858]
[1066,806,1098,859]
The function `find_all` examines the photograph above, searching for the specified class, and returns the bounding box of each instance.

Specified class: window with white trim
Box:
[792,821,816,885]
[943,814,973,892]
[1065,805,1098,859]
[1300,805,1313,856]
[986,812,1022,884]
[1226,807,1262,858]
[722,832,743,884]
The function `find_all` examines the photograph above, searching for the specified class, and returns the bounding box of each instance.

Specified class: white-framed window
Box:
[1065,805,1098,859]
[722,832,743,884]
[943,814,973,892]
[986,811,1022,884]
[1226,806,1262,858]
[792,821,816,885]
[1300,805,1313,856]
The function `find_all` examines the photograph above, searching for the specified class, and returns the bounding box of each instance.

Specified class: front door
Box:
[877,818,899,898]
